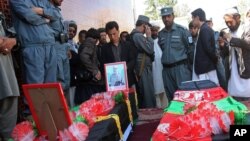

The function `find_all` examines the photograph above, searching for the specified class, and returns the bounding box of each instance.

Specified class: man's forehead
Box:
[162,14,173,18]
[224,15,234,21]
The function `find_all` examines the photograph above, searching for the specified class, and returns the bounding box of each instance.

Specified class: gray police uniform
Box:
[158,23,192,100]
[131,29,156,108]
[47,4,70,90]
[10,0,57,83]
[0,17,19,140]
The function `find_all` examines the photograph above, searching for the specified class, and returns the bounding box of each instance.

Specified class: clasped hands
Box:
[0,37,16,55]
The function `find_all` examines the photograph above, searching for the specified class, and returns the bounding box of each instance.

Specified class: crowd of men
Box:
[1,0,250,140]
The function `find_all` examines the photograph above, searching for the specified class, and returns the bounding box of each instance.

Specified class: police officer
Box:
[158,7,193,101]
[46,0,71,105]
[131,15,156,108]
[10,0,57,84]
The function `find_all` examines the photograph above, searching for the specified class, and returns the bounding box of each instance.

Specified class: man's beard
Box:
[229,23,240,32]
[152,34,158,39]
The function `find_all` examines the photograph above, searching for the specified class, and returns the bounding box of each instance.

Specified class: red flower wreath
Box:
[11,121,36,141]
[168,119,190,140]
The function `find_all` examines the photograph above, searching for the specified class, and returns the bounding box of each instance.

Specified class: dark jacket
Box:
[194,23,217,74]
[101,41,137,87]
[78,38,103,85]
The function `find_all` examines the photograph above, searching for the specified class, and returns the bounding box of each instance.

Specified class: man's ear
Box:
[236,15,241,20]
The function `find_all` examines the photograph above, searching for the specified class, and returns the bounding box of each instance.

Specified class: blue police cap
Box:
[160,7,173,16]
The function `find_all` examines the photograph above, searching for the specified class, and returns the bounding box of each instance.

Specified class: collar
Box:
[110,41,121,47]
[162,23,177,32]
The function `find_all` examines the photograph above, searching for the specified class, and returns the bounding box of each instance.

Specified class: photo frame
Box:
[104,61,128,91]
[22,83,72,140]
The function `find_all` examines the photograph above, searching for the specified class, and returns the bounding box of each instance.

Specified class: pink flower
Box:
[12,121,36,141]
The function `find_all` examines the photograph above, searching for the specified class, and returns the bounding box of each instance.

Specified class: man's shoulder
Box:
[81,39,95,49]
[158,29,166,37]
[159,28,164,33]
[201,25,213,34]
[132,32,146,42]
[100,43,112,52]
[102,42,111,47]
[132,32,143,37]
[174,23,188,31]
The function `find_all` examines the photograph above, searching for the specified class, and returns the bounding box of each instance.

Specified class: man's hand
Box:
[32,7,44,15]
[224,33,232,42]
[95,71,102,81]
[67,49,72,59]
[44,18,50,23]
[0,37,16,55]
[145,25,152,37]
[32,7,52,21]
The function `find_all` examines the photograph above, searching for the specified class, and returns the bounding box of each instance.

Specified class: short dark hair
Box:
[120,31,129,37]
[191,8,206,22]
[105,21,119,32]
[78,30,87,36]
[188,21,194,29]
[97,28,105,33]
[69,22,77,32]
[86,28,100,39]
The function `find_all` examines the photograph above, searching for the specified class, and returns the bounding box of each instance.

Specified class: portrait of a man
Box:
[105,62,128,91]
[109,66,124,86]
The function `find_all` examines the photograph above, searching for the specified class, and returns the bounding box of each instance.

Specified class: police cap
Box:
[160,7,174,16]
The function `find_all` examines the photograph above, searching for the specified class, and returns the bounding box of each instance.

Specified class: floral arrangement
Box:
[173,87,228,104]
[11,90,127,141]
[11,121,37,141]
[11,120,89,141]
[153,102,234,141]
[71,90,126,128]
[153,86,249,141]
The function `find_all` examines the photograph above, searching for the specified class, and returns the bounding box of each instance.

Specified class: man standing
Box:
[77,30,87,46]
[10,0,57,84]
[120,31,129,42]
[67,21,78,53]
[75,28,103,105]
[218,7,250,107]
[188,21,198,72]
[98,28,107,47]
[188,21,199,44]
[206,17,227,90]
[64,20,78,107]
[47,0,71,106]
[151,23,168,108]
[0,16,20,141]
[131,15,156,108]
[191,8,219,85]
[101,21,136,88]
[97,28,107,69]
[158,7,193,101]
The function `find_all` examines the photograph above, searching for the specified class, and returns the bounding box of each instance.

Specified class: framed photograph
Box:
[104,61,128,91]
[22,83,72,140]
